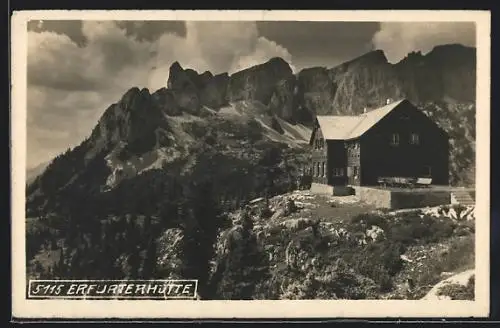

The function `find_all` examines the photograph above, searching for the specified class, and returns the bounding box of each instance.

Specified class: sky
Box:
[26,20,476,169]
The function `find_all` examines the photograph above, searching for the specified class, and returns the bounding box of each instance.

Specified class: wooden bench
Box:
[377,177,417,188]
[415,177,432,187]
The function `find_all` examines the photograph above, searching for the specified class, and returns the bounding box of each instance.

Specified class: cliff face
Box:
[228,57,293,103]
[87,87,170,160]
[329,50,406,114]
[394,44,476,104]
[150,44,476,124]
[162,57,312,124]
[295,45,475,117]
[200,73,230,109]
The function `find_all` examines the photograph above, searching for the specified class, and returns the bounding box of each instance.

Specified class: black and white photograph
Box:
[11,10,490,319]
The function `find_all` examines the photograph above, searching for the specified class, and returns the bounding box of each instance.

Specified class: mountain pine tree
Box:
[216,208,270,300]
[141,236,157,279]
[179,179,226,299]
[258,147,283,197]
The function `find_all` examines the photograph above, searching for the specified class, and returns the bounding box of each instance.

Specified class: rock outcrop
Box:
[200,73,230,109]
[295,45,475,117]
[89,87,169,158]
[228,57,294,104]
[167,62,202,114]
[166,62,230,113]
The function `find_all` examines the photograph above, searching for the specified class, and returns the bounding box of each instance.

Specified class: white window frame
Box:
[410,133,420,145]
[353,166,359,177]
[391,133,400,146]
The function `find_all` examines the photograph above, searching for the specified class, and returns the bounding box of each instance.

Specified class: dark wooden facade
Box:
[310,100,449,187]
[311,122,328,184]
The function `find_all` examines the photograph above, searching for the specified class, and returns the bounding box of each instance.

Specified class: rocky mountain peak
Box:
[117,87,152,113]
[347,49,389,67]
[267,56,293,70]
[169,61,183,72]
[119,87,141,104]
[228,56,294,106]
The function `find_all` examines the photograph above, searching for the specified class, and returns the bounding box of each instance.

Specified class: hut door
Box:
[347,166,359,185]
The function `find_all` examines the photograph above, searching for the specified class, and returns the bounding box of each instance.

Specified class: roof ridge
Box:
[345,99,406,139]
[344,115,369,137]
[316,114,358,118]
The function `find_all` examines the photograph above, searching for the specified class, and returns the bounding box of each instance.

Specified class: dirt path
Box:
[421,269,475,300]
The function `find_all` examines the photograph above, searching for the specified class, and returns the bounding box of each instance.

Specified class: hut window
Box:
[410,133,420,145]
[390,133,400,146]
[317,138,323,149]
[322,162,326,177]
[332,168,344,177]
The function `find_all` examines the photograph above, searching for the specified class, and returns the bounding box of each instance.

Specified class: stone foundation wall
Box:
[354,186,451,209]
[310,183,354,196]
[391,191,451,209]
[332,185,355,196]
[355,187,392,208]
[310,183,334,195]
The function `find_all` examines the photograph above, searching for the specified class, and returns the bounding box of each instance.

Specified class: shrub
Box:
[347,241,405,292]
[388,214,456,246]
[315,259,379,299]
[349,213,388,233]
[437,275,474,300]
[411,235,475,295]
[280,259,379,300]
[456,219,475,234]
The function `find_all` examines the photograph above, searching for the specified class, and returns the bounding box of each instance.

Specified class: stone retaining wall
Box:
[310,183,354,196]
[391,190,451,209]
[310,183,333,195]
[353,186,451,209]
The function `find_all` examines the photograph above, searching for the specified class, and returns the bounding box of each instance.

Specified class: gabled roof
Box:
[315,99,406,141]
[315,116,361,140]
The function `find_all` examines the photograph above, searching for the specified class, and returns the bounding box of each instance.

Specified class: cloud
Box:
[232,37,296,73]
[151,21,295,81]
[372,22,476,63]
[26,20,294,168]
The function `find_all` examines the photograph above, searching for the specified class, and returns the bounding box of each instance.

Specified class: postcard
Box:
[11,9,491,319]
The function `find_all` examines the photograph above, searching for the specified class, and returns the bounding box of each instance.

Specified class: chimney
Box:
[386,98,392,105]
